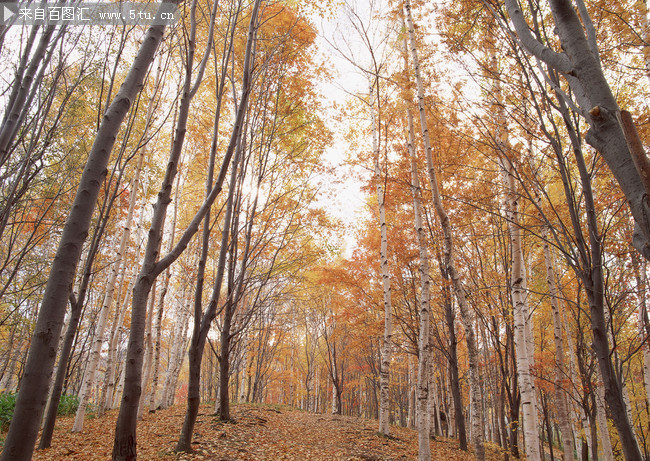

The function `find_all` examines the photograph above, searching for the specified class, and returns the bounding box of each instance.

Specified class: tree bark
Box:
[541,228,574,461]
[404,1,484,458]
[0,6,170,458]
[174,1,260,451]
[370,82,393,437]
[504,0,650,262]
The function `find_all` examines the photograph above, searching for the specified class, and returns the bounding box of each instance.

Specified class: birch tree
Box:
[112,0,259,457]
[404,1,485,458]
[173,0,261,451]
[0,3,174,458]
[487,43,541,456]
[370,82,393,436]
[502,0,650,261]
[541,227,575,461]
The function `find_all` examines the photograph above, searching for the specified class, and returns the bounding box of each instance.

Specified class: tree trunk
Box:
[408,356,415,430]
[147,275,167,412]
[632,253,650,407]
[404,1,484,458]
[370,83,392,437]
[0,7,170,459]
[175,2,260,450]
[443,290,467,450]
[501,155,541,461]
[504,0,650,262]
[542,229,575,461]
[595,368,615,461]
[161,293,191,408]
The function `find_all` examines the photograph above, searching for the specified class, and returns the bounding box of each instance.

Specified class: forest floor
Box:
[32,403,501,460]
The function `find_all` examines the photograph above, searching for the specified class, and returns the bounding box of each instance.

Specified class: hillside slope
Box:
[34,403,489,460]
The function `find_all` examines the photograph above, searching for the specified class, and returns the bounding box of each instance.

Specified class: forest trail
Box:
[32,403,489,460]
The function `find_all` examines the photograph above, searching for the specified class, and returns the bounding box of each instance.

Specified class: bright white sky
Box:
[310,0,392,256]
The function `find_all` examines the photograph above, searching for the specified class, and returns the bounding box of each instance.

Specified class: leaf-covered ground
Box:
[33,403,498,460]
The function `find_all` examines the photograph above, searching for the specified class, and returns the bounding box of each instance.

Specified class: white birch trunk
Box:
[102,268,137,413]
[634,257,650,407]
[312,365,318,412]
[148,283,166,412]
[112,362,125,410]
[71,292,114,432]
[404,1,484,458]
[489,31,540,456]
[430,371,442,437]
[542,227,574,461]
[403,48,431,461]
[427,371,436,438]
[399,13,430,449]
[447,373,456,438]
[331,370,337,414]
[370,83,393,436]
[408,356,416,430]
[595,369,615,461]
[161,295,191,408]
[239,334,249,403]
[501,157,541,460]
[137,285,157,419]
[523,257,535,369]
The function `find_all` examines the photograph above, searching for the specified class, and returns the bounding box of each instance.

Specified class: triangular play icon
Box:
[4,6,14,22]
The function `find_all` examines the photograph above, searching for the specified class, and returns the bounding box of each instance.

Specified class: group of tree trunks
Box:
[0,1,649,460]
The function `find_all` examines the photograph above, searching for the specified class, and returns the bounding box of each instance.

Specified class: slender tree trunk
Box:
[407,356,415,430]
[72,278,114,432]
[238,333,249,402]
[147,275,167,412]
[218,299,235,419]
[595,368,615,461]
[0,6,170,458]
[370,83,392,437]
[137,282,158,419]
[161,293,191,408]
[404,1,483,458]
[175,2,260,450]
[398,14,431,454]
[542,228,574,461]
[443,290,467,450]
[632,254,650,407]
[501,155,541,461]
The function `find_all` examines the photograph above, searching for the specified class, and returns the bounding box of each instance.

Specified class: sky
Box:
[310,0,392,256]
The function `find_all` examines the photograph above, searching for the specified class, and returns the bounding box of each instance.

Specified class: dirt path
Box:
[33,403,485,460]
